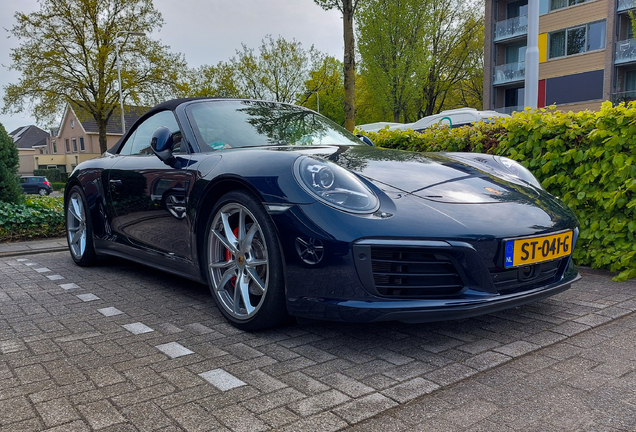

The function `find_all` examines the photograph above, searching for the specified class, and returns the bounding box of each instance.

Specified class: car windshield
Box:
[187,100,362,151]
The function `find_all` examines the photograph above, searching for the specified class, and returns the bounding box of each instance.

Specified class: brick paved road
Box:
[1,251,635,431]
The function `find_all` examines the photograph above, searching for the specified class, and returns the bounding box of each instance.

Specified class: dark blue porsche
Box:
[65,98,580,330]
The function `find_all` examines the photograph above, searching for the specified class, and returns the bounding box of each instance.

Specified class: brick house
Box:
[39,103,145,173]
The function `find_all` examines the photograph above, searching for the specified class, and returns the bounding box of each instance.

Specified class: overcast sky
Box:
[0,0,344,134]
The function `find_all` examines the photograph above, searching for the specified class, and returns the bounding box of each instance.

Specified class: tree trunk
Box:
[342,0,356,132]
[97,115,109,154]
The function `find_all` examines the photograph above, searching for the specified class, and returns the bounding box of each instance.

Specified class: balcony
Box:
[494,106,524,115]
[494,15,528,42]
[618,0,636,12]
[612,90,636,105]
[493,62,525,85]
[615,39,636,64]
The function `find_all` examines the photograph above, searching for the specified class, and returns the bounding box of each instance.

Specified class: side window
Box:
[119,111,182,156]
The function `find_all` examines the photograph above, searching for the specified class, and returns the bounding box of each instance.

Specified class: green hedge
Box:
[33,168,61,182]
[51,182,66,191]
[360,102,636,281]
[0,196,65,241]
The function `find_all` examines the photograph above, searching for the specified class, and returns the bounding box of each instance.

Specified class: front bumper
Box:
[286,261,580,323]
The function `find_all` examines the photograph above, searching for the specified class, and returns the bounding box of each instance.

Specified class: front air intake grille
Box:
[370,248,464,298]
[490,258,564,294]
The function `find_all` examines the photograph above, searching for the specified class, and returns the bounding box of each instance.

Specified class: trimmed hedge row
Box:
[0,196,65,241]
[360,102,636,281]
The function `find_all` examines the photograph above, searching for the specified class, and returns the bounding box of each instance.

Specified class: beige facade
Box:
[40,105,124,173]
[484,0,629,114]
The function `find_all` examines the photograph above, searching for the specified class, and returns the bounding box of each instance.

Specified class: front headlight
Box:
[495,156,543,189]
[294,156,379,213]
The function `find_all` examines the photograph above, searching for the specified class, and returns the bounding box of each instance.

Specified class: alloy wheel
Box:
[67,191,87,259]
[208,203,269,320]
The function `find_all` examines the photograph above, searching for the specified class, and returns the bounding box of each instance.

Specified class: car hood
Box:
[290,145,539,204]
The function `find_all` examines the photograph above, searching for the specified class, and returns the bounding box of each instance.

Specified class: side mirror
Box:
[356,134,374,146]
[151,127,175,165]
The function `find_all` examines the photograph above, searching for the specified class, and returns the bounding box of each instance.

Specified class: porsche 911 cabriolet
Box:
[65,98,580,330]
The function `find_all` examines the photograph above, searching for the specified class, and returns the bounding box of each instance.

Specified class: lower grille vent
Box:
[491,259,563,293]
[370,248,464,298]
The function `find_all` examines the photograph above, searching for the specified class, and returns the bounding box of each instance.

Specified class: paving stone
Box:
[98,307,124,317]
[77,400,126,430]
[155,342,194,359]
[320,373,375,398]
[494,341,540,357]
[282,412,348,432]
[122,322,153,334]
[35,397,81,427]
[59,283,81,290]
[214,405,269,432]
[199,368,246,391]
[76,293,100,302]
[34,267,51,273]
[46,274,65,280]
[333,392,398,423]
[288,389,350,416]
[0,396,37,425]
[381,377,440,403]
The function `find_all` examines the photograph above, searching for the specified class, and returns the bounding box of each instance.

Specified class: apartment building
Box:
[484,0,635,113]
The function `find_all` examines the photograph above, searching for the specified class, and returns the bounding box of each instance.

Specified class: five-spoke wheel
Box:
[206,191,287,330]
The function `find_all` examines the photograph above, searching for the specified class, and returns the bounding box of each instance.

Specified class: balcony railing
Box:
[618,0,636,12]
[615,39,636,64]
[612,90,636,105]
[494,15,528,42]
[494,106,524,115]
[493,62,525,85]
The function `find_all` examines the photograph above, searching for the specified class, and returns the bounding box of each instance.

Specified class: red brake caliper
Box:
[226,227,239,287]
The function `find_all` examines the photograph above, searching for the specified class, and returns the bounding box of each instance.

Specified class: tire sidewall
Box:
[204,190,288,330]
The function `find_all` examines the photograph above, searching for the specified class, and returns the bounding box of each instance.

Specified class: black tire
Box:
[204,190,289,330]
[38,188,49,196]
[66,186,97,266]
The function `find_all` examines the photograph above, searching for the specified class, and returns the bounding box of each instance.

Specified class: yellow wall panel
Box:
[539,33,547,63]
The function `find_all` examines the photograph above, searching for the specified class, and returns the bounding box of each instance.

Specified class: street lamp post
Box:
[115,31,145,135]
[306,90,320,114]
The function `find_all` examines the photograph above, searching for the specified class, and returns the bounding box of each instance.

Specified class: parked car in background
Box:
[357,108,509,133]
[20,176,52,195]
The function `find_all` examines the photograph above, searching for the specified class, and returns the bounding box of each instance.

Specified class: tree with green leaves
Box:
[0,123,22,204]
[2,0,187,154]
[184,62,243,98]
[357,0,429,123]
[298,56,345,125]
[313,0,362,131]
[231,35,322,104]
[415,0,484,117]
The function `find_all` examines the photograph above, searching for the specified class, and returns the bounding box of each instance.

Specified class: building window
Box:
[52,140,57,154]
[65,139,70,153]
[625,70,636,92]
[79,137,85,151]
[505,87,525,108]
[71,119,75,128]
[72,138,78,152]
[550,0,588,11]
[548,21,606,59]
[507,0,528,18]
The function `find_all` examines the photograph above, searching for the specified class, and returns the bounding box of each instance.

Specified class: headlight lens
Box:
[495,156,543,189]
[294,156,379,213]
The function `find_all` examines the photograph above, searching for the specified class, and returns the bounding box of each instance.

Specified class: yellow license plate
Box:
[504,231,573,268]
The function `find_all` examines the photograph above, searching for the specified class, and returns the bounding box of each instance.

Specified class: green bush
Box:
[51,182,66,191]
[60,172,69,182]
[0,196,65,241]
[33,168,61,182]
[360,102,636,281]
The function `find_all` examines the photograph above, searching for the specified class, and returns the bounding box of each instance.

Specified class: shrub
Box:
[360,102,636,281]
[33,168,61,182]
[0,122,23,204]
[0,196,65,241]
[51,182,66,191]
[60,172,69,182]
